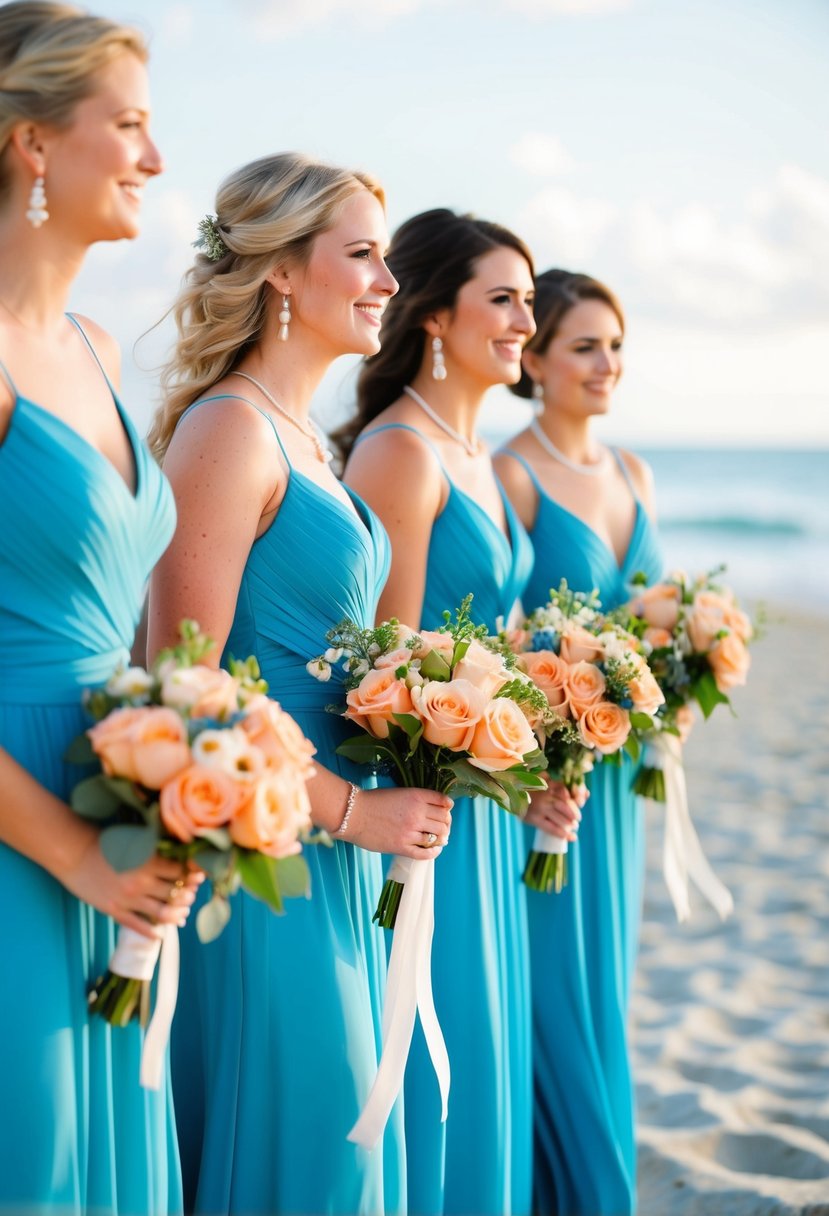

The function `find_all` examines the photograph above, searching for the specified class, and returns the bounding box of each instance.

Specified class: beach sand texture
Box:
[633,610,829,1216]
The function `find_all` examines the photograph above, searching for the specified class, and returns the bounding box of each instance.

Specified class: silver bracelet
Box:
[335,782,359,837]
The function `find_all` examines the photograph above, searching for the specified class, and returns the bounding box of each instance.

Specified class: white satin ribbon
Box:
[648,733,734,923]
[348,855,450,1150]
[108,924,181,1090]
[531,827,568,858]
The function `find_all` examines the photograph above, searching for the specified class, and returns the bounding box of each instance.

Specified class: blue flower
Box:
[620,696,633,709]
[531,629,559,652]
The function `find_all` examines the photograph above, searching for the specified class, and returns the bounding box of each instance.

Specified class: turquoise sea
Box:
[641,448,829,615]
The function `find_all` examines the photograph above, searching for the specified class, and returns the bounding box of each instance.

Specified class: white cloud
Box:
[504,0,632,13]
[510,132,573,177]
[157,3,195,46]
[233,0,437,37]
[514,164,829,327]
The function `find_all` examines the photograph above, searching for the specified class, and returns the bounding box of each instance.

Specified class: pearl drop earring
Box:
[431,336,447,381]
[26,176,49,228]
[278,295,291,342]
[532,380,545,416]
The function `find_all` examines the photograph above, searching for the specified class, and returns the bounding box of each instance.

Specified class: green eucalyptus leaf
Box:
[196,827,233,851]
[99,824,158,872]
[624,734,641,762]
[629,711,654,732]
[694,671,730,719]
[70,775,122,820]
[196,893,231,943]
[420,649,452,681]
[236,851,284,914]
[193,847,234,881]
[336,735,388,765]
[274,854,311,900]
[64,734,96,765]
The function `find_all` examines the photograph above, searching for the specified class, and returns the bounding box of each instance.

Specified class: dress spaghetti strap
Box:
[498,447,544,494]
[610,447,640,504]
[355,421,449,479]
[0,358,17,398]
[179,393,293,467]
[66,314,115,390]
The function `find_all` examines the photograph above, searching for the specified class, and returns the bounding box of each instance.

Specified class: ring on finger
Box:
[168,877,186,902]
[421,831,438,847]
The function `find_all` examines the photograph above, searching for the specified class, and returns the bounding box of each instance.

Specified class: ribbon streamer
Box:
[108,924,181,1090]
[348,856,450,1149]
[648,733,734,923]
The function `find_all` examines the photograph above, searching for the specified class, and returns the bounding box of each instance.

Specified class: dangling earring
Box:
[532,380,545,416]
[431,336,447,381]
[26,176,49,228]
[278,295,291,342]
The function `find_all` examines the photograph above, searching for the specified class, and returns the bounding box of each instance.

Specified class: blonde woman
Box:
[0,3,200,1213]
[147,154,452,1216]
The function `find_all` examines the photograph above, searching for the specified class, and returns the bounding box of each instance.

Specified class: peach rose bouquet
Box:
[508,581,664,893]
[66,622,316,1057]
[622,567,753,802]
[308,596,549,928]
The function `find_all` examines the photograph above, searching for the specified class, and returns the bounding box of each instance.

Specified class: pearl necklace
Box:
[403,385,480,457]
[530,419,609,476]
[232,371,334,463]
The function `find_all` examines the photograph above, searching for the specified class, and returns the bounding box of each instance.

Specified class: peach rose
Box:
[129,707,193,789]
[468,698,538,772]
[410,630,456,662]
[579,702,631,754]
[559,626,604,665]
[724,605,753,642]
[241,701,316,774]
[88,706,152,782]
[628,583,681,631]
[230,767,311,858]
[686,590,731,653]
[626,656,665,715]
[519,651,571,718]
[708,633,751,692]
[643,626,673,650]
[345,668,414,739]
[375,646,417,671]
[565,661,607,717]
[452,640,509,697]
[160,764,245,843]
[161,665,241,721]
[409,678,487,751]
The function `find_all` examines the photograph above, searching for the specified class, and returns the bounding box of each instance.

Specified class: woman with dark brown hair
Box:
[339,207,557,1216]
[495,269,663,1215]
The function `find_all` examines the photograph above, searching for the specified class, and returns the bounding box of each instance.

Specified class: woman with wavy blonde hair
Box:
[148,152,452,1216]
[0,3,201,1213]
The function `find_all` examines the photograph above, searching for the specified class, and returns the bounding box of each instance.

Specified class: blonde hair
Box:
[148,153,385,461]
[0,2,147,200]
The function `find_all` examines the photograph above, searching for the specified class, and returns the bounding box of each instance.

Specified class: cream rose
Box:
[708,633,751,692]
[129,707,193,789]
[159,764,245,843]
[724,605,753,642]
[566,661,607,717]
[88,706,151,782]
[579,702,631,754]
[409,678,488,751]
[161,665,241,721]
[468,698,538,772]
[375,646,417,671]
[410,629,455,662]
[230,767,311,858]
[559,626,604,665]
[519,651,571,718]
[345,668,414,739]
[643,626,673,650]
[626,656,665,715]
[628,583,681,631]
[452,640,509,697]
[686,590,731,653]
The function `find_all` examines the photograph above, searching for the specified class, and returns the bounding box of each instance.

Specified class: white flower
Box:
[351,659,370,679]
[192,727,265,781]
[105,666,154,702]
[367,643,381,658]
[306,657,332,682]
[324,647,344,663]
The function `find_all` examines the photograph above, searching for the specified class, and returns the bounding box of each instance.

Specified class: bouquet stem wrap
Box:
[348,856,450,1149]
[524,828,568,894]
[650,733,734,923]
[105,924,181,1090]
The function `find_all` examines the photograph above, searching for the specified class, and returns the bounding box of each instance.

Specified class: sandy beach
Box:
[632,608,829,1215]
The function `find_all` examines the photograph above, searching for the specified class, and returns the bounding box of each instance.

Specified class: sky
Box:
[70,0,829,447]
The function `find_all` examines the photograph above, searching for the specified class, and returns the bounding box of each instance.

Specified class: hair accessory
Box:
[278,295,291,342]
[26,176,48,228]
[336,783,359,836]
[431,335,447,381]
[193,214,229,261]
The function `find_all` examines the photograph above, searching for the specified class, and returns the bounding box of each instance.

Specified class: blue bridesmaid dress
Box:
[500,448,662,1216]
[0,319,180,1215]
[169,396,405,1216]
[357,423,535,1216]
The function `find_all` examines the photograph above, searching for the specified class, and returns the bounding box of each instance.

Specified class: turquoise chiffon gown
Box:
[356,424,535,1216]
[169,396,405,1216]
[0,319,180,1215]
[500,448,662,1216]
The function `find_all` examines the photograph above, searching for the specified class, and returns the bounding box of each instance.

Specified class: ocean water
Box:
[641,448,829,615]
